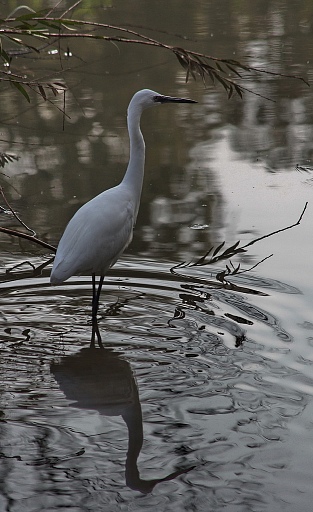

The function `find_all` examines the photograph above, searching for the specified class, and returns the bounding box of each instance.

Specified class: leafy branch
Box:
[0,152,19,168]
[171,202,308,284]
[0,2,309,104]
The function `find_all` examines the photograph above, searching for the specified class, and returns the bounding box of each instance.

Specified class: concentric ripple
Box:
[1,257,313,511]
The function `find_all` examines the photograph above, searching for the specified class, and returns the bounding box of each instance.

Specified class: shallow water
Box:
[1,258,313,511]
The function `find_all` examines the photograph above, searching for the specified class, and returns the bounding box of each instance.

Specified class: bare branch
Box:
[0,186,36,235]
[242,201,308,250]
[5,257,54,277]
[0,225,56,252]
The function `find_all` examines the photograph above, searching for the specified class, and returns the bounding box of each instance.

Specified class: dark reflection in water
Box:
[51,347,195,494]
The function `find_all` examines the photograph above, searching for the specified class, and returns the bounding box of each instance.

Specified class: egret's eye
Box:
[153,95,163,103]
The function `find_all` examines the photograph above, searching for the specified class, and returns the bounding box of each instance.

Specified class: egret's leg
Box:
[90,273,97,348]
[90,274,104,349]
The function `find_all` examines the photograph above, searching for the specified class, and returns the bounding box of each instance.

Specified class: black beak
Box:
[154,94,197,104]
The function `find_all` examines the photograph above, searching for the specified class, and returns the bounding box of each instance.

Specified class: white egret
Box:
[50,89,196,347]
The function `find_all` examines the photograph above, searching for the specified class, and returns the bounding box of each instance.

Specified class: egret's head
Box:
[128,89,197,114]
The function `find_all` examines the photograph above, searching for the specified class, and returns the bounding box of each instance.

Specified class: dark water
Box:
[1,1,313,510]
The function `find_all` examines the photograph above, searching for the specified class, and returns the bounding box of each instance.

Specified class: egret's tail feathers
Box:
[50,273,63,285]
[50,261,73,285]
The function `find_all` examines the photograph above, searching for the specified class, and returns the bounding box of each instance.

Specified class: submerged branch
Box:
[5,256,54,277]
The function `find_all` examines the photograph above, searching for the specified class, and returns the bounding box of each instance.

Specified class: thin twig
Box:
[0,226,56,252]
[5,256,54,276]
[230,254,273,276]
[45,0,65,18]
[0,186,36,236]
[60,1,82,19]
[242,202,308,250]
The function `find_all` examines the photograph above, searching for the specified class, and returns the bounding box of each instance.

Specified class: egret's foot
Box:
[90,274,105,348]
[97,333,104,349]
[90,318,104,349]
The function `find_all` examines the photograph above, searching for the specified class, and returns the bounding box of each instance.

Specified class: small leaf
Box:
[222,240,241,256]
[50,81,67,89]
[174,50,189,70]
[0,152,19,168]
[5,35,40,53]
[207,70,215,84]
[215,62,225,73]
[0,45,12,64]
[192,247,213,266]
[11,81,31,102]
[226,64,242,78]
[38,19,64,30]
[38,85,47,100]
[232,263,241,274]
[224,59,251,72]
[216,270,226,283]
[234,84,243,98]
[214,73,230,92]
[212,241,225,257]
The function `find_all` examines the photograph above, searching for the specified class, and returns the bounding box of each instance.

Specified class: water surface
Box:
[1,1,313,511]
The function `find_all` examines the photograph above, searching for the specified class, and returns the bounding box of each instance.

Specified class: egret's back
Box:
[50,185,135,284]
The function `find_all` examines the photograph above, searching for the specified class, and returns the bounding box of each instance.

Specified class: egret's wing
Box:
[51,186,135,284]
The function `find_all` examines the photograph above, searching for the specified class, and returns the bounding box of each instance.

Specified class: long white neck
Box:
[122,100,145,219]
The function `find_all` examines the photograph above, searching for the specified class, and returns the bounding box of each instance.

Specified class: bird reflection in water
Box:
[51,347,195,494]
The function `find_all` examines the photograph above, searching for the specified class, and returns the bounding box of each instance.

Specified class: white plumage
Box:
[51,187,134,283]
